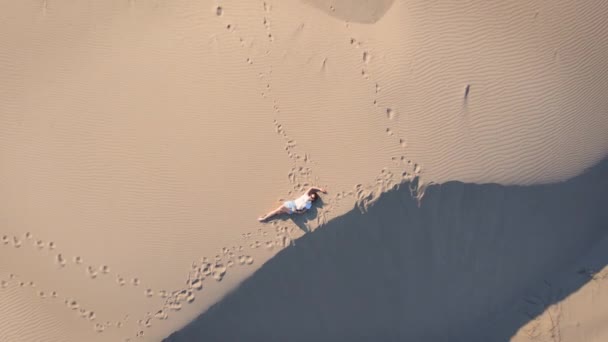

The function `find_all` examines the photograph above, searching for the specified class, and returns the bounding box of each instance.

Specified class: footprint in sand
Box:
[56,254,67,267]
[175,289,187,302]
[200,263,211,277]
[86,266,98,279]
[167,300,182,311]
[190,279,203,291]
[186,291,196,303]
[66,298,79,310]
[78,308,88,318]
[265,241,274,250]
[139,317,153,328]
[212,267,226,282]
[100,265,110,274]
[154,310,168,320]
[363,51,371,64]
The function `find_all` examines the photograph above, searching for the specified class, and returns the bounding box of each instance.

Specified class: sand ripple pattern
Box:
[2,0,607,341]
[370,1,608,184]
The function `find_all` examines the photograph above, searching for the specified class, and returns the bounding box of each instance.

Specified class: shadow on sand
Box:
[284,197,325,233]
[165,159,608,342]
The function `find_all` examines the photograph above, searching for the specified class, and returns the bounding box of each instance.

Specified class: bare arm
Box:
[306,186,327,195]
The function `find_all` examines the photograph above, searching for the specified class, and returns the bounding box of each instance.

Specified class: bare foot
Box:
[258,217,265,222]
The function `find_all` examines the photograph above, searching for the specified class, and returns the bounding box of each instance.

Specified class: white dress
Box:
[293,194,312,211]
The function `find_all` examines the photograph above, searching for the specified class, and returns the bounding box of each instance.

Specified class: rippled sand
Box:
[0,0,607,341]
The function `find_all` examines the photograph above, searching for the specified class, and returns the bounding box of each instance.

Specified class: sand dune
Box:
[165,158,608,342]
[304,0,396,23]
[1,0,607,341]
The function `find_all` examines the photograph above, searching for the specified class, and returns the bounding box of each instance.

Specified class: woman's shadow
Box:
[275,197,325,234]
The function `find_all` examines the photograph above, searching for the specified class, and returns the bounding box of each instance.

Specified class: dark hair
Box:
[311,192,319,202]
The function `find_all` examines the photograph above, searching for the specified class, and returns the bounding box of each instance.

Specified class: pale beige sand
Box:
[0,0,607,341]
[164,159,608,341]
[512,234,608,342]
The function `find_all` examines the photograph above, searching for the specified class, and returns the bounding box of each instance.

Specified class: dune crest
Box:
[302,0,395,23]
[1,0,607,341]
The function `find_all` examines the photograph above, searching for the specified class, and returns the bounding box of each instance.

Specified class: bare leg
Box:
[258,205,288,222]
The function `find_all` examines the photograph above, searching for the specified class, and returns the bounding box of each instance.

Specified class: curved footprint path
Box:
[217,1,428,225]
[0,230,268,340]
[1,2,429,341]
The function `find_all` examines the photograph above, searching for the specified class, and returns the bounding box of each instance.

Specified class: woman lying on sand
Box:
[258,187,327,222]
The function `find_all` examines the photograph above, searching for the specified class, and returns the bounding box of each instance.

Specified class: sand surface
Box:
[165,159,608,342]
[0,0,607,341]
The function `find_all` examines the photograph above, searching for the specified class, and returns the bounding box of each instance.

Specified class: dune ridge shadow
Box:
[165,158,608,342]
